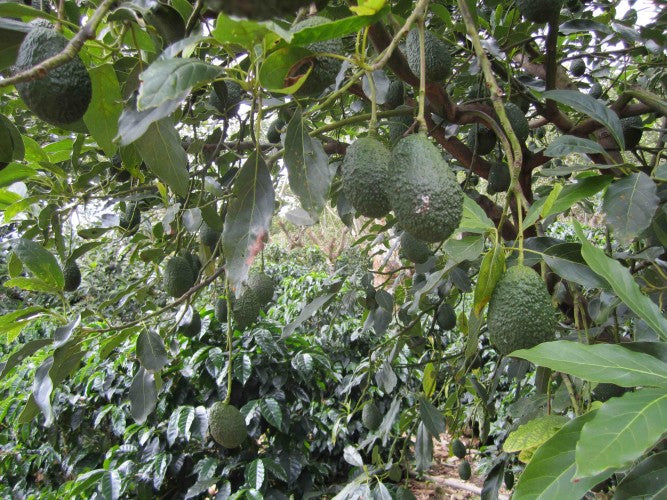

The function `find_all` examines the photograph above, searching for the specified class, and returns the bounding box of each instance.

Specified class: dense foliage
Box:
[1,0,665,498]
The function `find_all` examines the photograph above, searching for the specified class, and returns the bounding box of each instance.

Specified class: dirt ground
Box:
[407,436,510,500]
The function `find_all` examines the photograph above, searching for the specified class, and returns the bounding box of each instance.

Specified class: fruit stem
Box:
[224,278,233,405]
[416,16,427,132]
[365,71,379,135]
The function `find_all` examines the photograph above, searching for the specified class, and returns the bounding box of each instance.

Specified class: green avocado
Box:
[290,16,344,97]
[388,106,413,145]
[63,260,81,292]
[467,124,496,155]
[385,80,405,109]
[437,303,457,330]
[389,134,464,243]
[400,231,432,264]
[621,116,643,148]
[504,469,515,490]
[487,161,511,194]
[458,460,472,480]
[199,221,221,250]
[451,438,466,459]
[232,287,261,330]
[341,136,392,218]
[516,0,563,23]
[247,272,275,305]
[362,401,382,431]
[184,253,201,283]
[163,256,196,298]
[214,297,228,322]
[486,265,557,356]
[570,58,586,77]
[208,402,247,448]
[267,118,284,144]
[503,102,530,143]
[204,0,313,19]
[405,28,452,82]
[210,80,244,117]
[589,82,603,99]
[178,306,201,337]
[14,26,92,126]
[388,464,402,482]
[119,203,141,234]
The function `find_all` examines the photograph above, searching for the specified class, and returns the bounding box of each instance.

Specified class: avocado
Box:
[486,265,557,356]
[214,297,228,322]
[204,0,313,19]
[267,118,284,144]
[405,28,451,82]
[119,203,141,234]
[467,124,496,155]
[589,82,603,99]
[437,303,457,330]
[400,231,432,264]
[516,0,563,23]
[208,402,247,448]
[14,25,92,126]
[487,161,511,194]
[389,134,464,243]
[388,106,413,145]
[570,58,586,77]
[210,80,243,117]
[458,460,472,480]
[362,401,382,431]
[177,306,201,337]
[184,253,201,283]
[247,272,274,305]
[621,116,643,148]
[503,102,529,143]
[388,464,402,482]
[199,221,221,250]
[385,80,405,109]
[341,136,392,218]
[232,287,261,330]
[289,16,344,97]
[451,438,466,458]
[163,256,196,298]
[504,469,515,489]
[63,260,81,292]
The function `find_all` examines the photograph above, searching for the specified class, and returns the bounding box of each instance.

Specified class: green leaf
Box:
[129,366,157,424]
[0,338,51,378]
[33,356,54,426]
[211,13,286,49]
[511,341,667,388]
[543,243,610,290]
[258,46,313,94]
[167,405,195,446]
[544,135,607,157]
[3,276,61,294]
[116,96,184,146]
[99,470,120,500]
[459,195,494,233]
[289,7,389,45]
[222,152,275,291]
[422,362,436,397]
[613,450,667,500]
[442,235,484,264]
[574,221,667,340]
[0,113,24,162]
[134,118,190,198]
[0,163,35,188]
[601,172,659,244]
[245,459,265,490]
[544,175,613,218]
[419,396,446,438]
[415,422,433,472]
[138,58,221,110]
[503,415,569,452]
[13,238,64,289]
[136,330,169,372]
[283,110,332,222]
[514,410,612,499]
[543,90,625,149]
[259,398,283,429]
[281,280,343,338]
[473,244,505,314]
[0,17,29,71]
[575,388,667,478]
[83,64,123,156]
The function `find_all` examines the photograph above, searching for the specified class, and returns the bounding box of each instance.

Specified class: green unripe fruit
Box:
[267,118,284,144]
[400,231,432,264]
[232,287,261,330]
[388,464,402,482]
[290,17,344,97]
[63,261,81,292]
[458,460,472,480]
[516,0,563,24]
[362,401,382,431]
[389,134,464,243]
[621,116,643,148]
[163,256,196,298]
[487,265,557,356]
[341,136,392,218]
[14,26,91,125]
[214,298,228,322]
[452,438,466,458]
[247,272,275,305]
[534,127,546,139]
[570,58,586,77]
[388,106,413,145]
[487,162,511,194]
[437,303,457,330]
[178,306,201,337]
[385,80,405,109]
[467,124,497,155]
[210,80,244,117]
[208,402,247,448]
[184,253,201,283]
[119,203,141,233]
[406,28,452,82]
[504,469,515,489]
[503,103,530,143]
[589,82,603,99]
[199,222,221,250]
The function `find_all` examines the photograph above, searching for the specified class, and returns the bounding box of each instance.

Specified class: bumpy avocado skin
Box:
[388,106,413,145]
[451,438,466,459]
[458,460,472,480]
[342,136,392,218]
[406,28,451,82]
[200,222,221,250]
[570,58,586,77]
[14,27,92,125]
[437,303,457,330]
[163,256,195,298]
[503,103,529,143]
[589,82,603,99]
[291,17,344,97]
[215,298,228,322]
[63,261,81,292]
[362,402,382,430]
[232,287,261,330]
[487,162,511,194]
[621,116,643,148]
[208,402,247,448]
[467,124,496,155]
[385,80,405,109]
[400,231,432,264]
[487,265,557,356]
[516,0,563,23]
[389,134,463,243]
[248,272,275,305]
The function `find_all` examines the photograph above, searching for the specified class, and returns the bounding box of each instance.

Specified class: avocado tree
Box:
[1,0,665,498]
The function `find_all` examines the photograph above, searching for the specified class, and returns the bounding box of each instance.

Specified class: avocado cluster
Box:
[163,256,197,298]
[14,25,92,126]
[405,28,452,82]
[341,136,392,218]
[388,134,464,243]
[486,265,557,356]
[208,402,247,448]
